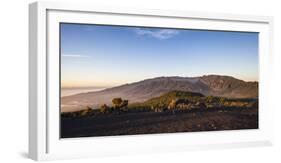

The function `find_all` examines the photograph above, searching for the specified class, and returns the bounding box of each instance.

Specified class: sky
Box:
[60,23,259,88]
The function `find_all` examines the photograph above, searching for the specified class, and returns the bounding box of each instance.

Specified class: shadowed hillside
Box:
[61,75,258,112]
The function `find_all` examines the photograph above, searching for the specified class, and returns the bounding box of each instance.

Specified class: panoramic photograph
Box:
[60,23,259,138]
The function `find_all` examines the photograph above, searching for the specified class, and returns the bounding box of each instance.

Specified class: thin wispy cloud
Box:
[134,28,180,40]
[62,54,91,58]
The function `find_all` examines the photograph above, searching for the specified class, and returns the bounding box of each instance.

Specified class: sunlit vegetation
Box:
[61,90,258,119]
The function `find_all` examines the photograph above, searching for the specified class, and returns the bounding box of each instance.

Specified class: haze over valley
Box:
[61,75,258,112]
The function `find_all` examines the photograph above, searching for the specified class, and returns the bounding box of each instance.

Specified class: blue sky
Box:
[61,23,259,88]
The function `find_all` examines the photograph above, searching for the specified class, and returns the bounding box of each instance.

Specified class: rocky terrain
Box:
[61,90,258,138]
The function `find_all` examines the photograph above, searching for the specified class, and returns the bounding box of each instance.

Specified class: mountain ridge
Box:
[61,75,258,112]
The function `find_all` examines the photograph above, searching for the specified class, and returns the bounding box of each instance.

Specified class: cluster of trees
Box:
[61,91,258,119]
[99,98,129,113]
[61,98,130,118]
[167,98,206,111]
[127,91,257,113]
[129,91,204,112]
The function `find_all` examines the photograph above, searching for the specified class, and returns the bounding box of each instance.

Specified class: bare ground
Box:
[61,107,258,138]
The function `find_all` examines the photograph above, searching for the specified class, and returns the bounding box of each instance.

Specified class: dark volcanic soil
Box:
[61,107,258,138]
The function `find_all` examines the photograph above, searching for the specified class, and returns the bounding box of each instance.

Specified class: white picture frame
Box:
[29,1,274,161]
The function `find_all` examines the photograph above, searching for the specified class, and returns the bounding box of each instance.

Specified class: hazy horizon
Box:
[61,23,259,88]
[61,74,258,90]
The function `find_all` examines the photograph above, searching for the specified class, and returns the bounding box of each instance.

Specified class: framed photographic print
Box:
[29,1,274,161]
